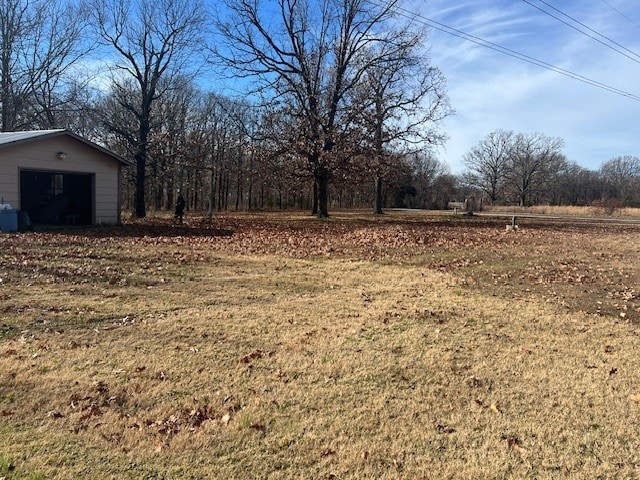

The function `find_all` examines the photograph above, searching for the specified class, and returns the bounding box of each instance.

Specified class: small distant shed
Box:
[0,129,130,226]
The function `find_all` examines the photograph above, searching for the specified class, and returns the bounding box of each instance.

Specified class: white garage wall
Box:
[0,134,123,224]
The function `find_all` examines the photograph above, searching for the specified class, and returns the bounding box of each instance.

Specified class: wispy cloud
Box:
[416,0,640,172]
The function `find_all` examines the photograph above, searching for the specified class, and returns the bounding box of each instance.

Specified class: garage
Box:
[20,170,94,225]
[0,129,129,227]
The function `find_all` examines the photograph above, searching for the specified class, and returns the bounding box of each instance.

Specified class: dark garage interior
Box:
[20,170,93,225]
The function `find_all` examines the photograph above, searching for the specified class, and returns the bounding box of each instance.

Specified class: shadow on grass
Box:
[29,222,234,239]
[89,223,235,238]
[24,210,640,239]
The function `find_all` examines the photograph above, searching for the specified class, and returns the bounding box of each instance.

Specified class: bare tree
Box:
[0,0,89,131]
[217,0,408,217]
[600,155,640,206]
[404,152,452,209]
[1,0,31,130]
[350,31,451,214]
[147,77,199,210]
[463,130,513,204]
[549,162,601,206]
[90,0,207,218]
[506,132,565,206]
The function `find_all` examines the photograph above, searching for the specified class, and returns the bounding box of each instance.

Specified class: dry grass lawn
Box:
[486,204,640,218]
[1,210,640,479]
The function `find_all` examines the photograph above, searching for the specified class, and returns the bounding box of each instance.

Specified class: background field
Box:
[1,211,640,479]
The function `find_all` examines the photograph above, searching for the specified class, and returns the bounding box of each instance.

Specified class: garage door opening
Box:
[20,170,94,225]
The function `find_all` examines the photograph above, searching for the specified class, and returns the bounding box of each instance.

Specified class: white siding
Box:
[0,135,122,224]
[95,172,120,224]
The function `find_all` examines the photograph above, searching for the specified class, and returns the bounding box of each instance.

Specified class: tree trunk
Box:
[235,171,242,210]
[316,167,330,218]
[207,167,215,217]
[193,168,200,209]
[134,150,147,218]
[374,175,383,214]
[217,169,224,211]
[311,179,318,216]
[134,107,152,218]
[247,155,253,210]
[224,173,230,210]
[0,53,11,132]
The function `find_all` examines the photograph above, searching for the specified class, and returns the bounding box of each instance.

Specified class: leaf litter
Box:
[2,211,640,479]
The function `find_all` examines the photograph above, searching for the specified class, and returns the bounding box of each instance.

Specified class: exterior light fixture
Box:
[56,151,66,160]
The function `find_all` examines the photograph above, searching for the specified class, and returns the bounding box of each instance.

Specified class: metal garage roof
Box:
[0,130,66,146]
[0,129,131,166]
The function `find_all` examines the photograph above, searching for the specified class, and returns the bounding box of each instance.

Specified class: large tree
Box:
[404,152,452,209]
[0,0,89,131]
[351,34,450,214]
[506,132,565,206]
[600,155,640,206]
[549,161,601,206]
[90,0,207,218]
[217,0,408,217]
[463,130,513,204]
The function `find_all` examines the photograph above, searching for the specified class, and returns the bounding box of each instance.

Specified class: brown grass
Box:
[1,211,640,479]
[485,204,640,218]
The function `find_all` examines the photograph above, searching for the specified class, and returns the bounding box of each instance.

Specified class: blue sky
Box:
[412,0,640,173]
[92,0,639,175]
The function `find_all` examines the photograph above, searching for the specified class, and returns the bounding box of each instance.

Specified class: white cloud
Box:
[68,58,115,93]
[417,0,640,173]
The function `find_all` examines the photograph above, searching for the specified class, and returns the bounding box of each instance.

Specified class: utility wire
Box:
[373,0,640,102]
[523,0,640,64]
[598,0,640,31]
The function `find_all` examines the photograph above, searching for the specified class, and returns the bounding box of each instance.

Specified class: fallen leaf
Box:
[249,423,266,433]
[629,394,640,403]
[221,413,231,425]
[490,403,501,414]
[436,424,456,434]
[240,350,265,364]
[502,434,521,449]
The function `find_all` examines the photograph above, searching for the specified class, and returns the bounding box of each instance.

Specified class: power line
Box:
[523,0,640,64]
[598,0,640,31]
[377,1,640,102]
